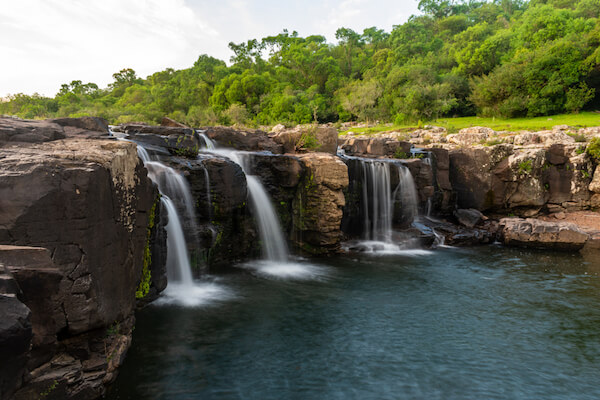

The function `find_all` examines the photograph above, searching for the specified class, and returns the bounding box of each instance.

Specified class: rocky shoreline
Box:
[1,116,599,399]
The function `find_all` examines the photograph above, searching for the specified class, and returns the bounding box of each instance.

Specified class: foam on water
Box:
[155,281,233,307]
[344,240,433,256]
[240,260,330,281]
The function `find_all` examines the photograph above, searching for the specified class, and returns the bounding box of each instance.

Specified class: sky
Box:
[0,0,420,98]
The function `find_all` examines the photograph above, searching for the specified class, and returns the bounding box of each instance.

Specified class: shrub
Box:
[587,137,600,160]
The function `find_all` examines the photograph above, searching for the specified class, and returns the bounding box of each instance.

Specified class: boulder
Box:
[499,218,589,250]
[454,209,486,228]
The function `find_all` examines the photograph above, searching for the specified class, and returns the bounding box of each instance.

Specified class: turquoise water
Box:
[108,246,600,400]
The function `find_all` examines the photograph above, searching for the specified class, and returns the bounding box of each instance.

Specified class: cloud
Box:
[0,0,420,97]
[0,0,226,96]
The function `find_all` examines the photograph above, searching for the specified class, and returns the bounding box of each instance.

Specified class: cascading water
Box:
[208,149,290,262]
[161,196,194,285]
[361,160,393,242]
[144,161,200,252]
[206,148,326,279]
[198,130,216,150]
[126,139,230,305]
[245,175,289,261]
[394,165,419,223]
[341,156,431,255]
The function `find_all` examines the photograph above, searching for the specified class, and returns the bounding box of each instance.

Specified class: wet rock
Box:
[499,217,589,250]
[182,156,258,268]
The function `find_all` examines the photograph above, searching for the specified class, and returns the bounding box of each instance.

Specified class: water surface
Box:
[108,246,600,400]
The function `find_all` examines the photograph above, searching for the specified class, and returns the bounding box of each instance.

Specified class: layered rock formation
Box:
[0,117,160,399]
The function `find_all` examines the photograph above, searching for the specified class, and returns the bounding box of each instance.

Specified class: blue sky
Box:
[0,0,419,97]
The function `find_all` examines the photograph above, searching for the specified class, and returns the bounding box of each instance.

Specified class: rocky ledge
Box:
[0,117,159,399]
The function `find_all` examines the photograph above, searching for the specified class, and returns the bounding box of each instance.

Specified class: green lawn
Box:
[339,112,600,135]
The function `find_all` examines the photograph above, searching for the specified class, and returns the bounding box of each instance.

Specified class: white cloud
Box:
[0,0,419,97]
[0,0,226,96]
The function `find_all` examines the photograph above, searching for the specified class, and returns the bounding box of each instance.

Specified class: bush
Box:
[586,137,600,160]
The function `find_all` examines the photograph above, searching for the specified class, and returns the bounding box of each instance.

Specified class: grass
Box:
[339,112,600,135]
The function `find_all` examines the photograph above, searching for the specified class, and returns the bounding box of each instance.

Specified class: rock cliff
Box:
[0,117,159,399]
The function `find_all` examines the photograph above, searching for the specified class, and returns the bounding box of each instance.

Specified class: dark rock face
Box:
[202,126,284,154]
[51,117,109,133]
[179,155,258,267]
[0,118,158,398]
[0,117,66,143]
[113,123,201,158]
[0,266,32,399]
[449,147,495,210]
[242,153,305,236]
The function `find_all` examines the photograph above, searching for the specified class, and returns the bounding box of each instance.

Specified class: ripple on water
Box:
[154,281,233,307]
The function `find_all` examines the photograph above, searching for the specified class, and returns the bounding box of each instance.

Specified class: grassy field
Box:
[339,112,600,135]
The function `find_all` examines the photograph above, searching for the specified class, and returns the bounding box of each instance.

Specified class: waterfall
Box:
[246,175,289,261]
[144,162,200,250]
[361,160,393,242]
[200,163,213,221]
[137,145,152,163]
[198,131,216,150]
[162,196,194,286]
[394,165,419,223]
[210,149,290,262]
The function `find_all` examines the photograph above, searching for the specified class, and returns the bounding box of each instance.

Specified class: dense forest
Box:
[2,0,600,126]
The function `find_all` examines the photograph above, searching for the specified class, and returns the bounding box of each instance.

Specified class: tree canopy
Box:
[2,0,599,125]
